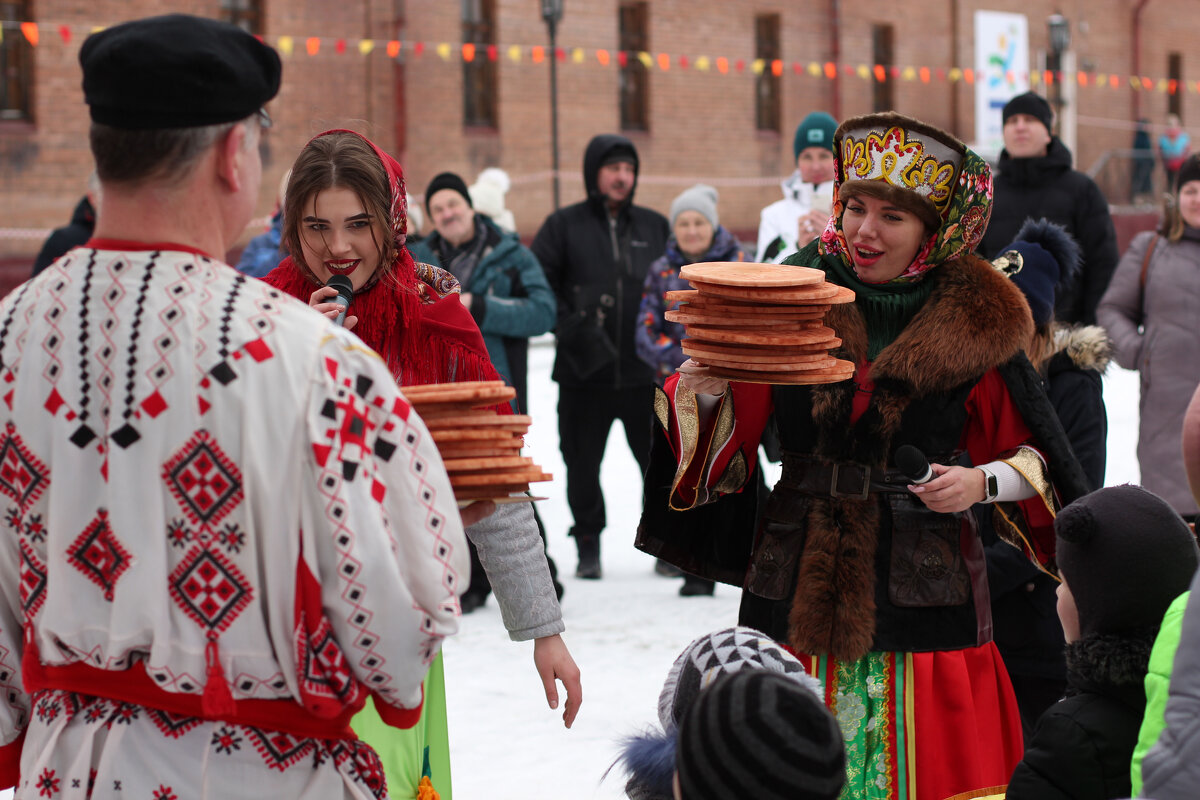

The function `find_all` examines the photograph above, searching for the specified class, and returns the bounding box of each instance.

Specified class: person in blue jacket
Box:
[410,171,560,611]
[410,171,555,415]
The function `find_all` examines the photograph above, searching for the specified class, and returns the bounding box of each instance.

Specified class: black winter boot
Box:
[679,573,715,596]
[575,535,602,580]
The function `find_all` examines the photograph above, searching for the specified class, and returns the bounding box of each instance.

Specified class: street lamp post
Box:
[1047,14,1070,129]
[541,0,564,210]
[1046,13,1075,156]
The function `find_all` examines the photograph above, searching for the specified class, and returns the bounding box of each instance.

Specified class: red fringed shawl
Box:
[262,129,507,409]
[264,256,501,390]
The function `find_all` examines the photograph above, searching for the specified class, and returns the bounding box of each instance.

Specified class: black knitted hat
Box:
[999,218,1081,326]
[676,670,846,800]
[1056,485,1199,638]
[1176,154,1200,192]
[81,14,281,129]
[1002,91,1053,134]
[425,172,473,212]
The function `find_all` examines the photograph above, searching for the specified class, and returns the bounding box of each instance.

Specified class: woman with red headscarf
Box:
[265,130,581,798]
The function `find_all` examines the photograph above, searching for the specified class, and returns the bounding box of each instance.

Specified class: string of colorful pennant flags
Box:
[1,20,1197,94]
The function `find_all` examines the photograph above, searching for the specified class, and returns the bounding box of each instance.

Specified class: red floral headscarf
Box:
[264,130,500,390]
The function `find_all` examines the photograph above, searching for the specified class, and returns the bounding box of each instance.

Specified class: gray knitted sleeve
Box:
[464,499,565,641]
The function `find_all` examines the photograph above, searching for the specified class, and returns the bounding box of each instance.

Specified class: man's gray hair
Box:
[91,114,259,187]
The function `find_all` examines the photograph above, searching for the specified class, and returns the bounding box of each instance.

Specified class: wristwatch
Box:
[978,465,1000,504]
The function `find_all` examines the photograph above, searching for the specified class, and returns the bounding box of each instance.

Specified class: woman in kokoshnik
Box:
[636,112,1090,800]
[264,130,581,799]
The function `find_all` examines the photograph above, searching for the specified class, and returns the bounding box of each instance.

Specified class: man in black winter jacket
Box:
[979,92,1119,326]
[531,134,669,579]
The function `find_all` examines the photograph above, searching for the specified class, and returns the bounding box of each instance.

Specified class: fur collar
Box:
[1065,633,1154,692]
[825,253,1033,397]
[1051,324,1113,374]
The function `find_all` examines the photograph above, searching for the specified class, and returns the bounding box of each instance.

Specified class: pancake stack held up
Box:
[665,261,856,384]
[402,381,551,505]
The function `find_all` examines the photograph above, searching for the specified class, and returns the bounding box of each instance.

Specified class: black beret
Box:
[81,14,281,130]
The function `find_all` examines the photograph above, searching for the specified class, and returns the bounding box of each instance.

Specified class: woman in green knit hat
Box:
[638,112,1090,800]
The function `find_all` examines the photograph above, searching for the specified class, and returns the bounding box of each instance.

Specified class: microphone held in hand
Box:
[895,445,934,485]
[325,275,355,327]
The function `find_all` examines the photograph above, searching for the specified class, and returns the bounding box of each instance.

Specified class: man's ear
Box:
[215,122,251,193]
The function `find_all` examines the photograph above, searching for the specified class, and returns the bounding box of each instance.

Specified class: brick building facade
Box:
[1,0,1196,263]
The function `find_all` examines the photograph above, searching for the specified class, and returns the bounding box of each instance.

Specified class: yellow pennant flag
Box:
[902,66,917,81]
[359,39,374,56]
[436,42,452,60]
[638,51,653,69]
[508,44,521,62]
[572,47,584,64]
[277,36,294,56]
[751,59,765,75]
[856,64,870,80]
[695,55,710,71]
[807,62,822,77]
[948,67,962,82]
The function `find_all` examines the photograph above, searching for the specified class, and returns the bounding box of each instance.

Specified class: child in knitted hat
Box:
[674,670,845,800]
[611,626,840,800]
[1007,484,1199,799]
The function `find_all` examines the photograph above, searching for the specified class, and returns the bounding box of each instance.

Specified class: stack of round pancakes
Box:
[402,381,551,504]
[664,262,856,385]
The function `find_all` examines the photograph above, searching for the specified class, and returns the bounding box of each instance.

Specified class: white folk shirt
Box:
[0,244,468,799]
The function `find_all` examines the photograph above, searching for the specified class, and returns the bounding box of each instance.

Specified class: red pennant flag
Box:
[792,62,802,75]
[679,55,689,69]
[555,46,565,62]
[487,44,498,61]
[617,50,628,68]
[58,25,71,44]
[414,41,425,56]
[734,59,745,73]
[335,39,346,54]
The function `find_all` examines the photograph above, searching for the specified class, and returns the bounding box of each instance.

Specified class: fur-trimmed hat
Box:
[612,627,821,800]
[676,671,845,800]
[834,112,967,231]
[994,218,1082,326]
[1056,485,1199,638]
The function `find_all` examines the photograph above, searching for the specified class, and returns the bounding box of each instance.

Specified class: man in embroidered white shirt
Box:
[0,14,477,798]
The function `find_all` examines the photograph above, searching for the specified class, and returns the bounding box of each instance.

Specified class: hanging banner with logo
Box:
[974,11,1030,159]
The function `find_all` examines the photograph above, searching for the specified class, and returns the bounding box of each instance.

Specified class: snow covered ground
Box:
[0,339,1142,800]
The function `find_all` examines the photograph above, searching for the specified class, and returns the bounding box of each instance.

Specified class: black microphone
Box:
[325,275,355,327]
[895,445,934,485]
